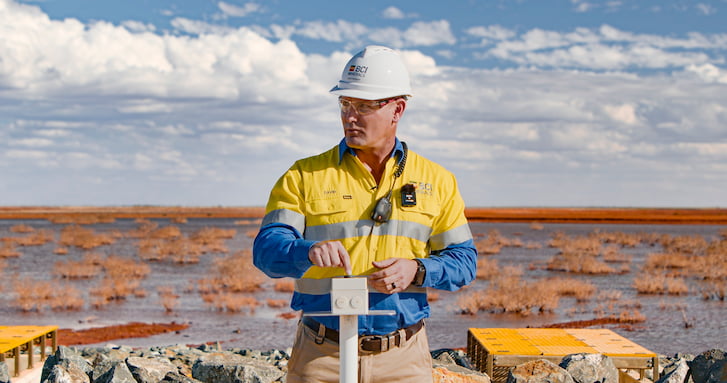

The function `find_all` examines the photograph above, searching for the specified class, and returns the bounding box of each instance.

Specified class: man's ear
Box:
[392,99,406,122]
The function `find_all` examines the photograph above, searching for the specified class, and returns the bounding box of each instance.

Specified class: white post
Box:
[303,277,394,383]
[331,278,367,383]
[339,315,359,383]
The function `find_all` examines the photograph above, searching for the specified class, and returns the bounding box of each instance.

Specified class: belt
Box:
[301,317,424,353]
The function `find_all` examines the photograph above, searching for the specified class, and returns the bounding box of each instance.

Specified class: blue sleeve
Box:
[418,239,477,291]
[252,223,317,279]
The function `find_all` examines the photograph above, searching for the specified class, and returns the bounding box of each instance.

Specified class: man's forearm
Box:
[253,224,315,278]
[417,239,477,291]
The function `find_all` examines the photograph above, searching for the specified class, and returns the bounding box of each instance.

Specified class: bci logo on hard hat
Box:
[347,65,368,79]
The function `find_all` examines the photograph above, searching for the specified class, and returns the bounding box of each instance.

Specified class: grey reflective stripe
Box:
[304,219,431,242]
[295,278,426,295]
[304,220,371,241]
[430,224,473,251]
[262,209,305,234]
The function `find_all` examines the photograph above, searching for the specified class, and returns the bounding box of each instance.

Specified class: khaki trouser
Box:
[286,321,434,383]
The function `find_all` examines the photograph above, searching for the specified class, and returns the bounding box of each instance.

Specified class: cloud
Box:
[466,25,517,44]
[2,0,727,207]
[293,20,369,43]
[217,2,261,18]
[404,20,456,46]
[686,63,727,83]
[381,6,417,19]
[382,6,406,19]
[571,0,625,13]
[121,20,156,33]
[696,3,716,15]
[476,24,727,70]
[268,19,455,49]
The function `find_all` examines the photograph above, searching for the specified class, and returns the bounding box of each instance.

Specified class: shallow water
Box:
[1,218,725,355]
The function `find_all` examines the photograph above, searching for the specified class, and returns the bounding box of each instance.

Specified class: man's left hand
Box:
[369,258,418,294]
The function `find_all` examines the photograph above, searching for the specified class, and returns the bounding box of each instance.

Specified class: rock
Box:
[0,361,10,383]
[161,371,205,383]
[507,359,574,383]
[191,352,285,383]
[126,356,177,383]
[432,349,476,371]
[433,366,491,383]
[432,348,491,382]
[688,349,727,383]
[32,343,726,383]
[703,360,727,383]
[559,353,618,383]
[41,346,92,383]
[656,356,692,383]
[42,363,92,383]
[94,360,137,383]
[92,358,125,381]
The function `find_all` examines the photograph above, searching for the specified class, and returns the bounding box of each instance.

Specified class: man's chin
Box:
[345,137,365,148]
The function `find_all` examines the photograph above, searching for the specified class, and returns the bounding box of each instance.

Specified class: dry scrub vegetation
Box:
[459,225,726,323]
[1,213,725,327]
[195,249,266,313]
[0,217,256,314]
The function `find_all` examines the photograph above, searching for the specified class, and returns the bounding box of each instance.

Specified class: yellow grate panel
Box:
[0,325,58,377]
[467,328,659,383]
[0,325,58,353]
[468,328,541,355]
[565,329,656,357]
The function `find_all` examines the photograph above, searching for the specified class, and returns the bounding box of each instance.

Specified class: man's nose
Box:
[342,107,359,120]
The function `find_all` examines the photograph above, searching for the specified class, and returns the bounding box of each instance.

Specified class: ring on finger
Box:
[391,282,397,289]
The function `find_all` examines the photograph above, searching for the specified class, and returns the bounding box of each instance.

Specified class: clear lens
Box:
[339,98,392,115]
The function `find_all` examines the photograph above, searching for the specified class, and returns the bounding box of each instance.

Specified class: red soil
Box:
[1,206,726,224]
[58,322,189,346]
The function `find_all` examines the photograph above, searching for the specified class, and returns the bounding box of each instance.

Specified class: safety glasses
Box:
[338,97,397,115]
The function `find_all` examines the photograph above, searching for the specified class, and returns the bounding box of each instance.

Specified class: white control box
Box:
[330,277,369,315]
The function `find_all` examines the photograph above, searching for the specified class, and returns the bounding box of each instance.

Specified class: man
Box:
[253,45,477,383]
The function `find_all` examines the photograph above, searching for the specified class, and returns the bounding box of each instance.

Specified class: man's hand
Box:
[308,241,352,275]
[368,258,418,294]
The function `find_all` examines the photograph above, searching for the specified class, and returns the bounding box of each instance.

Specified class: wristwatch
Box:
[413,259,426,286]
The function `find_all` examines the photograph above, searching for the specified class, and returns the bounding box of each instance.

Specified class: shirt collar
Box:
[338,138,405,166]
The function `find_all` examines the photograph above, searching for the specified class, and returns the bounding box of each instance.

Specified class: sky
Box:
[1,0,726,208]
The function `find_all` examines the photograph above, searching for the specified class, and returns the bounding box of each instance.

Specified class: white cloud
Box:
[604,104,639,125]
[171,17,237,35]
[2,0,727,207]
[9,138,54,147]
[294,20,369,43]
[6,150,48,159]
[404,20,456,46]
[696,3,716,15]
[479,25,726,70]
[121,20,156,33]
[466,25,516,43]
[687,63,727,83]
[217,2,260,18]
[382,6,406,19]
[279,19,454,49]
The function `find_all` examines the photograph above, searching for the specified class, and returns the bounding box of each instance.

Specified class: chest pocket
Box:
[397,196,439,238]
[304,198,355,241]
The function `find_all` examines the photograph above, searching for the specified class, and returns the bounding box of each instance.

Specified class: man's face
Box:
[339,97,405,152]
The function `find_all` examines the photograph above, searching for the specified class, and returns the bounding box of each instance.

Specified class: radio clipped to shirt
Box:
[401,183,417,207]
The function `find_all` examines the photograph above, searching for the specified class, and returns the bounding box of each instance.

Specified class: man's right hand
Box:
[308,240,352,275]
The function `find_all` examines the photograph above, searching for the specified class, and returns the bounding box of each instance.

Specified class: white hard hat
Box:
[330,45,412,100]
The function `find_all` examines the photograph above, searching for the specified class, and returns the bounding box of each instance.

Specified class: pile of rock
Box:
[2,344,724,383]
